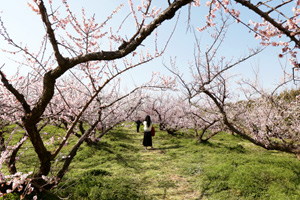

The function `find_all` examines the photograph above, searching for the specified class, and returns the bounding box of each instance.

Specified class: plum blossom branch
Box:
[37,0,66,66]
[235,0,300,47]
[0,68,31,113]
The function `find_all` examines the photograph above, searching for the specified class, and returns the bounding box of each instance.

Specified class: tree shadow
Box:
[198,140,246,154]
[150,144,184,151]
[108,129,136,141]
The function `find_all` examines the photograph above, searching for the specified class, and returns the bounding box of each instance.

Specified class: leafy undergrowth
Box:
[3,124,300,199]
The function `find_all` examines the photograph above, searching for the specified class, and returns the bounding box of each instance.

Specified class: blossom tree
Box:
[142,93,188,134]
[0,0,194,196]
[232,77,300,158]
[71,81,146,145]
[170,10,300,157]
[168,17,262,141]
[185,100,226,142]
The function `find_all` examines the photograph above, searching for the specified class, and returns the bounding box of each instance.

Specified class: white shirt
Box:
[143,121,152,132]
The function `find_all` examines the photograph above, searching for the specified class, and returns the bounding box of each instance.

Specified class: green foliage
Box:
[278,88,300,102]
[1,193,19,200]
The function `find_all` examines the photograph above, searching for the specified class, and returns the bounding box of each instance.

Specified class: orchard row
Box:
[1,0,300,198]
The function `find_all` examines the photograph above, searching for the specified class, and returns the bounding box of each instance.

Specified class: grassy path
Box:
[132,127,200,199]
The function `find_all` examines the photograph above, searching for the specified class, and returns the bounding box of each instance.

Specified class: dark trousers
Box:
[143,131,152,147]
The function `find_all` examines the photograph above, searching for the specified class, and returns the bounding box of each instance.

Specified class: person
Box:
[135,118,142,133]
[143,115,153,150]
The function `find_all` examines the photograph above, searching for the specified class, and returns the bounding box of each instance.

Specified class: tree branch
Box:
[0,69,31,113]
[38,0,66,66]
[234,0,300,47]
[68,0,193,65]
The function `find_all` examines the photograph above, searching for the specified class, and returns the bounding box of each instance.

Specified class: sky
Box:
[0,1,298,98]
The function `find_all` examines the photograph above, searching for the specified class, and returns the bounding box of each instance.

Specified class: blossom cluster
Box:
[0,172,34,197]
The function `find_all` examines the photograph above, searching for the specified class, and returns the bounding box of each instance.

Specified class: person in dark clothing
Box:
[143,115,153,150]
[135,119,142,133]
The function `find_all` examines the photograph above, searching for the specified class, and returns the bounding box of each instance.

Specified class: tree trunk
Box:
[23,120,52,178]
[0,132,4,151]
[7,137,25,174]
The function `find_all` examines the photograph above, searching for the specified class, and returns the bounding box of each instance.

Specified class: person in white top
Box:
[143,115,153,150]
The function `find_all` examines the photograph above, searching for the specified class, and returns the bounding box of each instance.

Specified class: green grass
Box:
[2,124,300,199]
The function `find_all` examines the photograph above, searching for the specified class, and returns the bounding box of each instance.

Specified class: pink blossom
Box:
[193,0,200,7]
[223,0,229,5]
[230,9,235,15]
[271,41,277,46]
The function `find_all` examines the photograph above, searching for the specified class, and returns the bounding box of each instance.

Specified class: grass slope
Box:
[3,124,300,199]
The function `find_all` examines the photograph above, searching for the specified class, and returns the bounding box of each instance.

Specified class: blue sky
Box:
[0,1,297,96]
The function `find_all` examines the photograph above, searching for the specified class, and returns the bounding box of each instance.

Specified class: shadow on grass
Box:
[198,140,246,154]
[151,144,184,151]
[108,129,137,141]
